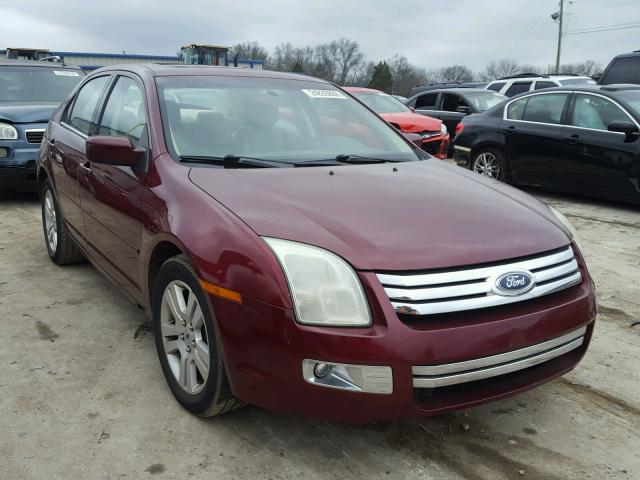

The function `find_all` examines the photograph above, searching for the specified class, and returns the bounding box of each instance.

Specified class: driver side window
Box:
[98,76,146,147]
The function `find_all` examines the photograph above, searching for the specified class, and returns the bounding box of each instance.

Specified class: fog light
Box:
[0,147,7,158]
[302,359,393,394]
[313,362,331,378]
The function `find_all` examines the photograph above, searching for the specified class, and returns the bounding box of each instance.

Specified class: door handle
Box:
[563,134,582,145]
[502,125,516,134]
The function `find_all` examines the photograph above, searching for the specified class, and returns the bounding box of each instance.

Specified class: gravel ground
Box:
[1,184,639,480]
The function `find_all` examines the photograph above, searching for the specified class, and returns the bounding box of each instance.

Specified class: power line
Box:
[564,24,640,35]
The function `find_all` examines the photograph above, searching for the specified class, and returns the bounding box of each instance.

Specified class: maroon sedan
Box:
[37,65,596,424]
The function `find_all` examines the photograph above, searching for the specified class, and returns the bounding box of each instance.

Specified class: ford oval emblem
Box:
[493,271,535,296]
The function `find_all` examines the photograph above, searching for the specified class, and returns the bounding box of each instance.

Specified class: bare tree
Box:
[480,59,521,81]
[229,41,269,61]
[560,60,602,76]
[387,55,428,96]
[431,65,474,83]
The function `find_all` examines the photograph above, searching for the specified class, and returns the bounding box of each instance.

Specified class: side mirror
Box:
[608,121,639,138]
[456,105,472,115]
[409,106,416,113]
[404,132,423,147]
[86,136,144,166]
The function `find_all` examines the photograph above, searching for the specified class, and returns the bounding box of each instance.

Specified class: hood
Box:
[380,112,442,133]
[189,161,570,271]
[0,103,59,123]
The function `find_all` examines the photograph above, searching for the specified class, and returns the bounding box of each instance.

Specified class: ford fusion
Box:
[0,61,84,196]
[37,65,596,423]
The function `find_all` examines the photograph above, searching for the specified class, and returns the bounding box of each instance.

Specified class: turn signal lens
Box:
[455,122,465,135]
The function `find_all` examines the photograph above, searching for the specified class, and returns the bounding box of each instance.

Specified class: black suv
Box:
[453,85,640,205]
[599,51,640,85]
[0,61,84,197]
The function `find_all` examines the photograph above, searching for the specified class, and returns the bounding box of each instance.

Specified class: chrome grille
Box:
[376,246,582,316]
[25,129,45,144]
[412,326,587,388]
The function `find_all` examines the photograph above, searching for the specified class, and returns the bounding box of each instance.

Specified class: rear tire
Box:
[40,179,85,265]
[472,148,509,183]
[151,254,244,417]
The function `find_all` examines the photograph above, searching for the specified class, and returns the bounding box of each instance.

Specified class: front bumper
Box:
[422,133,450,159]
[0,124,45,192]
[208,262,596,424]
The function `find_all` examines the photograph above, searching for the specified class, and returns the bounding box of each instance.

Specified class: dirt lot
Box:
[1,183,639,480]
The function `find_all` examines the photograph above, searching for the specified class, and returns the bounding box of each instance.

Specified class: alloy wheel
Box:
[160,280,210,395]
[44,190,58,252]
[473,152,501,179]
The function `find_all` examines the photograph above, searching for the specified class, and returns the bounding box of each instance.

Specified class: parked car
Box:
[599,50,640,85]
[0,61,84,197]
[405,88,506,146]
[486,73,596,97]
[38,64,595,424]
[345,87,449,158]
[408,81,487,98]
[453,84,640,204]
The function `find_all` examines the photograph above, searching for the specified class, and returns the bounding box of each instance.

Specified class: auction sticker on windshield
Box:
[302,89,347,99]
[54,71,80,76]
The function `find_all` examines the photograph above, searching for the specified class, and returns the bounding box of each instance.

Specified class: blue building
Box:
[1,47,264,70]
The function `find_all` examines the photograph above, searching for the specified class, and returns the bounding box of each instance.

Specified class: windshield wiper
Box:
[179,155,290,168]
[334,155,406,164]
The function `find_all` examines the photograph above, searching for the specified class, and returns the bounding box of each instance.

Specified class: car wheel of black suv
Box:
[151,254,244,417]
[472,148,509,182]
[40,179,86,265]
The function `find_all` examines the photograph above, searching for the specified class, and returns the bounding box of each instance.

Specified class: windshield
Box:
[156,76,419,164]
[0,66,84,103]
[463,91,506,111]
[616,90,640,116]
[351,91,410,114]
[559,78,596,86]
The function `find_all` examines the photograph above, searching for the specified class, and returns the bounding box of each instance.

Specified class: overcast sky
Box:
[2,0,638,72]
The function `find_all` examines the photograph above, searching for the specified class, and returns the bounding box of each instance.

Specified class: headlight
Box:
[263,237,371,327]
[549,206,583,251]
[440,123,447,135]
[0,122,18,140]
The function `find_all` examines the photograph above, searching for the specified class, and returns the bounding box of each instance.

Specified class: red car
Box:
[38,65,595,424]
[344,86,449,158]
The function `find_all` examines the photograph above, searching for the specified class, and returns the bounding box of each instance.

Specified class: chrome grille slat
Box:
[25,129,45,144]
[412,326,587,388]
[377,246,581,315]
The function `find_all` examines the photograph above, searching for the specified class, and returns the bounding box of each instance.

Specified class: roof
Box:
[493,74,592,82]
[89,63,326,82]
[0,60,84,70]
[181,44,229,50]
[409,87,495,97]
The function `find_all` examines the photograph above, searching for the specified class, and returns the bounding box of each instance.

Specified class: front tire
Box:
[472,148,509,182]
[40,179,85,265]
[151,254,243,417]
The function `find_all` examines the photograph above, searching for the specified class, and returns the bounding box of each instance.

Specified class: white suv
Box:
[485,74,596,97]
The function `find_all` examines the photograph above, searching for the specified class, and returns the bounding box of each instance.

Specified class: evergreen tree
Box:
[368,61,393,93]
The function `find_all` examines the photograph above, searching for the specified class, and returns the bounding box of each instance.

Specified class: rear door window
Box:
[570,94,632,131]
[534,81,557,90]
[505,81,532,97]
[442,94,469,112]
[67,76,110,135]
[521,93,568,124]
[486,82,505,92]
[414,93,438,109]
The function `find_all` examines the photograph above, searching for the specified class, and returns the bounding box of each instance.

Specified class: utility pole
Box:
[554,0,564,74]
